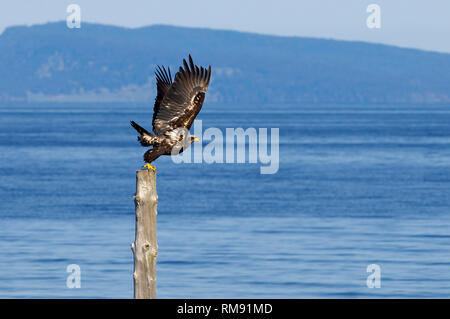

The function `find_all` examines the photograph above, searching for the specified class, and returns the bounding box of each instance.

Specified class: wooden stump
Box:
[131,169,158,299]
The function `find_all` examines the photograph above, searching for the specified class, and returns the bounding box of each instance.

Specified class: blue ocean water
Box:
[0,103,449,298]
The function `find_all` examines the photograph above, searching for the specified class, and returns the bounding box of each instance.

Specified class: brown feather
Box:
[152,65,173,132]
[153,55,211,134]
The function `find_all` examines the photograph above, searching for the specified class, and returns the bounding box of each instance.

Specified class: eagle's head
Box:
[190,135,200,143]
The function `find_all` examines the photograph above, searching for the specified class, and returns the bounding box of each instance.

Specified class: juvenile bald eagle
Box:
[131,55,211,171]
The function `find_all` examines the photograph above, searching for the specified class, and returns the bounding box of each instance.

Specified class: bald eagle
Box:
[131,55,211,171]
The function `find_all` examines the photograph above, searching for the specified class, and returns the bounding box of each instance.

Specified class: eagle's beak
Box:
[194,137,200,142]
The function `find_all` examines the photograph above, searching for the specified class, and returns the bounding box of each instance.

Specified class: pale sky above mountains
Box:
[1,0,449,53]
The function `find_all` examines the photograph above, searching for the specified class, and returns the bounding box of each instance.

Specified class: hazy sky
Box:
[1,0,449,53]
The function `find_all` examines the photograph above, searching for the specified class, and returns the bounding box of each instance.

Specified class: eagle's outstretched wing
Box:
[152,65,173,133]
[152,55,211,135]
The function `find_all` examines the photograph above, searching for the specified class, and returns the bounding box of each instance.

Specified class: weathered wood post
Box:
[131,169,158,299]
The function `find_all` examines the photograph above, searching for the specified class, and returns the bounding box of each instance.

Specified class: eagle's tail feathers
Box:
[131,121,157,147]
[130,121,151,136]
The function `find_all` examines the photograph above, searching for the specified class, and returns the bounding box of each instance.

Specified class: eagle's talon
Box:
[143,163,156,171]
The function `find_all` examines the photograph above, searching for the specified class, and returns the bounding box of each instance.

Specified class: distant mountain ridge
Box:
[0,21,449,104]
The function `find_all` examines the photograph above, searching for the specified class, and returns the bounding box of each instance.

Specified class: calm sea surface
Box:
[0,103,449,298]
